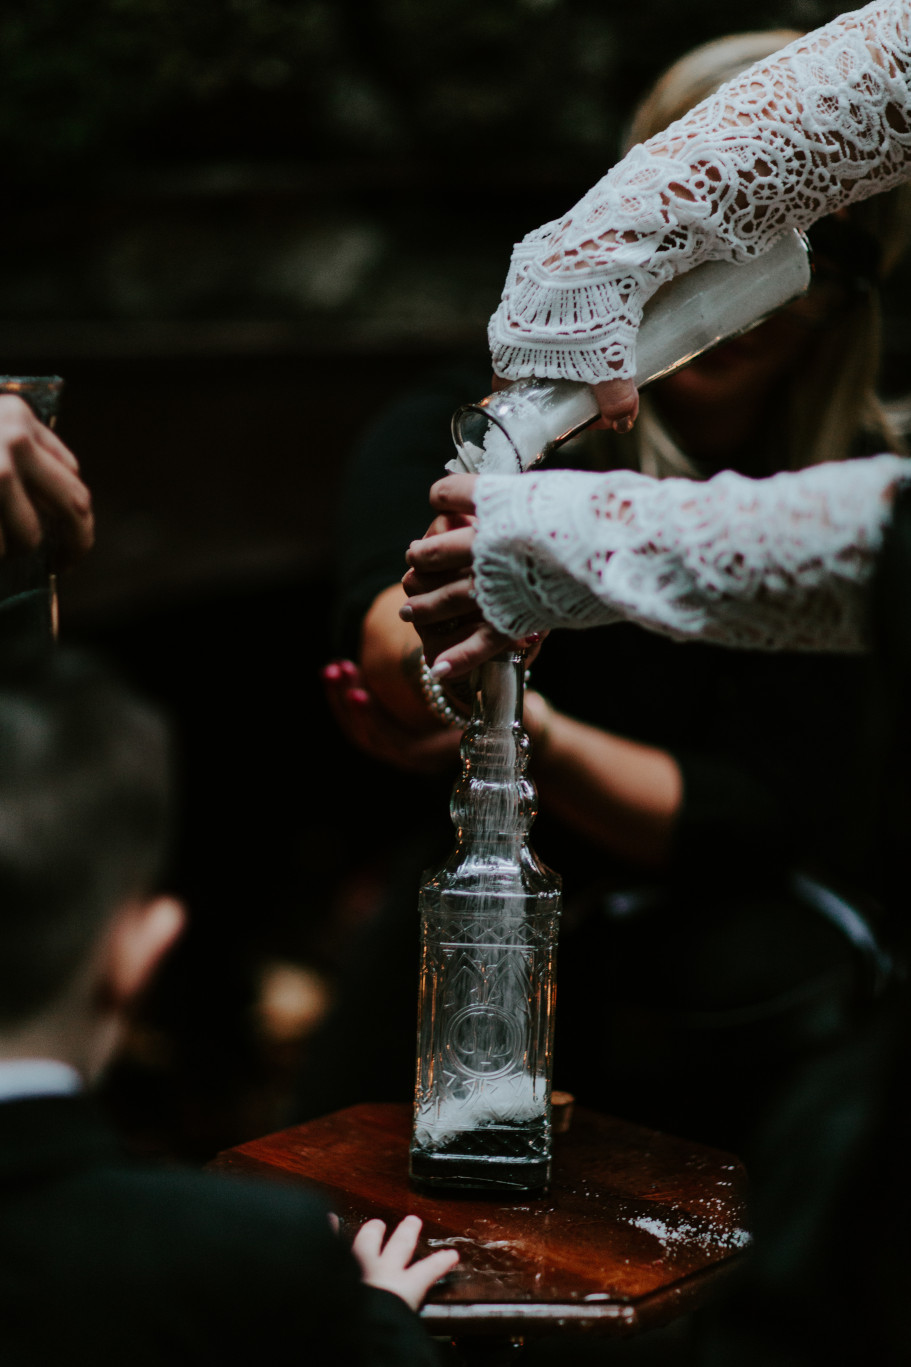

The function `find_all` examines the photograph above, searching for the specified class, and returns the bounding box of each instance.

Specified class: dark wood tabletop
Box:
[210,1102,750,1339]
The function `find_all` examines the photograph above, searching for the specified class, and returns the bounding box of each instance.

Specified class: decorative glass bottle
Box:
[410,650,561,1192]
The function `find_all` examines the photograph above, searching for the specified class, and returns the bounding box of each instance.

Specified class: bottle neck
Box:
[449,651,537,852]
[474,652,524,729]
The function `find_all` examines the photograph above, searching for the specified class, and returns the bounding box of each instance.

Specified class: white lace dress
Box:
[472,0,911,651]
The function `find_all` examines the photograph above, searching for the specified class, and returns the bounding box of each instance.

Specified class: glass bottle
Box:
[451,228,812,472]
[410,650,561,1193]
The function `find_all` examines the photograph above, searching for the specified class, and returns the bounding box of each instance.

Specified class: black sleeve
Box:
[667,645,873,889]
[860,476,911,908]
[162,1175,444,1367]
[333,363,488,657]
[533,625,869,886]
[354,1287,444,1367]
[670,748,798,879]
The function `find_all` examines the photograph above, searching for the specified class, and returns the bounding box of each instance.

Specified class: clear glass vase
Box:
[410,651,561,1193]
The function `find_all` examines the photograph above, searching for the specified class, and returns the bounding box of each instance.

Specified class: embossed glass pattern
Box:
[410,652,561,1192]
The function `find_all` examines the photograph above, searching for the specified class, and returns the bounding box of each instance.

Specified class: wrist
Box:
[361,585,437,731]
[418,656,470,731]
[524,689,556,767]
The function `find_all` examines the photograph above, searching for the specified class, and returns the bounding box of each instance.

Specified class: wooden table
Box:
[211,1102,749,1341]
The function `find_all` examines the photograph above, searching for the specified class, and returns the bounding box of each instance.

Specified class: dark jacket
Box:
[0,1094,439,1367]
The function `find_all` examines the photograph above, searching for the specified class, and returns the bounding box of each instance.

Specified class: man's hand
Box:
[0,395,94,564]
[352,1216,459,1313]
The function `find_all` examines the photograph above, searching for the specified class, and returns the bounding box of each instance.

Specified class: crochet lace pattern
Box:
[472,456,910,651]
[489,0,911,384]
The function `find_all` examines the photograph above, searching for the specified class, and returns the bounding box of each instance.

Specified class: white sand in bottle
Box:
[416,1071,544,1149]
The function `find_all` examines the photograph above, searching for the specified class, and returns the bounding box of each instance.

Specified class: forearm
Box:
[529,695,682,867]
[471,456,910,652]
[360,584,436,732]
[490,0,911,384]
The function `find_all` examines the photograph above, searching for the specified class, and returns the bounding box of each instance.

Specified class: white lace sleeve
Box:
[489,0,911,385]
[471,455,911,651]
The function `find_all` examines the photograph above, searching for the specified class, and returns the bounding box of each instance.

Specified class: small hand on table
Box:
[352,1215,459,1313]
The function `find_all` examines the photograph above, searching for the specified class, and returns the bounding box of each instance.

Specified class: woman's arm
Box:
[321,584,465,777]
[526,690,682,867]
[491,0,911,404]
[359,583,436,733]
[354,581,682,866]
[403,457,911,675]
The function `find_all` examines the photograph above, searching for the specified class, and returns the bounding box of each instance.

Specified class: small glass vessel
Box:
[410,651,561,1193]
[452,229,812,472]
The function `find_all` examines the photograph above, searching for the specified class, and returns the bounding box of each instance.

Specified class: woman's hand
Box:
[323,659,462,775]
[590,377,639,432]
[492,373,639,433]
[401,474,517,681]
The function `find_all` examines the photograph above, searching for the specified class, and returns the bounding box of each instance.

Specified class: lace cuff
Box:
[472,455,910,651]
[490,0,911,384]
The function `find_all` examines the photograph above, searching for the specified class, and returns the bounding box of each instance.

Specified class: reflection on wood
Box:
[211,1102,749,1338]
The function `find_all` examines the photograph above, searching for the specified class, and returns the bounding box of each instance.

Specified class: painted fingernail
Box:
[614,416,634,435]
[399,603,414,621]
[322,663,341,681]
[524,633,543,645]
[430,659,452,680]
[349,688,369,705]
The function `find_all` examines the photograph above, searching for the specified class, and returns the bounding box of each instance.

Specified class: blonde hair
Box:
[620,31,911,477]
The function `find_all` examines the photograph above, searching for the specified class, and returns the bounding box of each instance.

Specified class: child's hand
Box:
[351,1215,459,1312]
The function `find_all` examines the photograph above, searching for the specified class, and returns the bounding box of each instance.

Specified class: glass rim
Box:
[450,403,526,473]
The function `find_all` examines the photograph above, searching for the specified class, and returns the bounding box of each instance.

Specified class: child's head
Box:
[0,649,180,1056]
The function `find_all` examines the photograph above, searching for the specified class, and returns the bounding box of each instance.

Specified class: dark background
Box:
[3,0,908,1156]
[1,0,902,615]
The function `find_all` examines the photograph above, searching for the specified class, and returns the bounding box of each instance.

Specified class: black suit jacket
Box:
[0,1095,439,1366]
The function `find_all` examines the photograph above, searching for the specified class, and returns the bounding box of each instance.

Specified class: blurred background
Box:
[4,0,909,1158]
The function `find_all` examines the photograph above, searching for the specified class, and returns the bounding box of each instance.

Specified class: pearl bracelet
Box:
[419,656,468,730]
